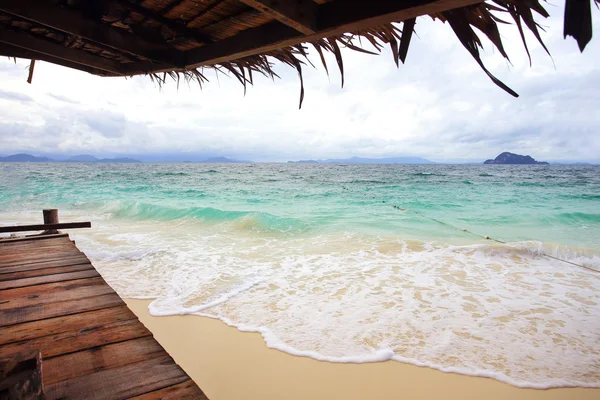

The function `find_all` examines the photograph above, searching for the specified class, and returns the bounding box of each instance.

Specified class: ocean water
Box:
[1,163,599,388]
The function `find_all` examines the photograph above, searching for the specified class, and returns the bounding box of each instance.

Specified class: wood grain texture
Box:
[0,269,100,290]
[0,306,137,345]
[0,293,124,327]
[0,319,151,361]
[0,255,90,273]
[0,263,94,281]
[43,337,168,385]
[129,379,209,400]
[0,234,207,399]
[45,356,189,400]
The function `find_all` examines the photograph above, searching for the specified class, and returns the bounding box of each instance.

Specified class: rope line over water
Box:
[342,186,598,274]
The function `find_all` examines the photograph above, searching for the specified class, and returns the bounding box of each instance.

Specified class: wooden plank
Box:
[0,263,93,281]
[0,292,123,327]
[0,240,78,253]
[0,283,125,327]
[184,0,483,70]
[0,277,114,305]
[0,244,79,259]
[0,25,123,74]
[130,379,208,400]
[0,254,86,269]
[0,269,100,290]
[0,306,136,345]
[0,256,90,274]
[0,0,183,66]
[239,0,316,34]
[0,318,151,361]
[0,221,91,234]
[0,254,87,271]
[0,242,80,253]
[0,233,69,245]
[0,235,75,248]
[44,356,189,400]
[43,337,167,385]
[0,248,80,261]
[0,237,77,251]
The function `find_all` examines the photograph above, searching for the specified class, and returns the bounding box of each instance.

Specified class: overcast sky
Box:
[1,5,598,162]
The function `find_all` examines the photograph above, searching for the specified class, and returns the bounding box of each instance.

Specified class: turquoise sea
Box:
[1,163,599,388]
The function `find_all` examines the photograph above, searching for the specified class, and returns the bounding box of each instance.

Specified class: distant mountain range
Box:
[484,152,548,165]
[0,153,54,162]
[198,157,251,163]
[289,156,435,164]
[0,153,141,163]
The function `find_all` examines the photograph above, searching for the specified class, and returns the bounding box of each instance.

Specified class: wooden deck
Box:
[0,233,208,399]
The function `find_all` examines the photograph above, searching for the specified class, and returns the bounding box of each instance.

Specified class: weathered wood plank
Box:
[0,258,94,281]
[130,380,208,400]
[0,238,77,251]
[0,233,68,244]
[0,292,123,327]
[44,356,189,400]
[0,240,78,254]
[0,221,91,234]
[0,251,85,266]
[0,253,88,270]
[0,277,114,304]
[0,305,137,346]
[0,318,151,361]
[0,235,73,250]
[0,269,100,290]
[43,337,168,385]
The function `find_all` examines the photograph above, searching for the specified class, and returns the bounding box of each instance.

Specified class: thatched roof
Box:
[0,0,597,107]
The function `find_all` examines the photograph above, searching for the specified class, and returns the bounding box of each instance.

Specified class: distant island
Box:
[0,153,141,162]
[484,152,548,165]
[289,156,434,164]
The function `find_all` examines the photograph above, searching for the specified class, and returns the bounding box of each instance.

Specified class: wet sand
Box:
[125,299,599,400]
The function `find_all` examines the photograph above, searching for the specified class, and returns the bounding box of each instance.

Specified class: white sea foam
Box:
[56,215,600,389]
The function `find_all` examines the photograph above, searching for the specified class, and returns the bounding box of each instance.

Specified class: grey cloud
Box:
[48,93,80,104]
[84,111,126,138]
[0,90,33,102]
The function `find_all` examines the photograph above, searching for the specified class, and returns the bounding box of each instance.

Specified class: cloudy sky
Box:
[1,4,599,163]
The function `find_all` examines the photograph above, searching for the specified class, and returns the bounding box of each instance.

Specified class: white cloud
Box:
[0,5,599,162]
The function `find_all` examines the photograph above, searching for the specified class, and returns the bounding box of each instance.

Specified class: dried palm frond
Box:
[145,0,598,108]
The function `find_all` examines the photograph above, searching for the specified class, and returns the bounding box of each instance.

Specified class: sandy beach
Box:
[125,299,599,400]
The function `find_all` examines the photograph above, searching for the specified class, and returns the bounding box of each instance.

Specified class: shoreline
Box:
[125,299,599,400]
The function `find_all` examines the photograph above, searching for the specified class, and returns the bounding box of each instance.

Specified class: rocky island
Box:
[484,152,548,165]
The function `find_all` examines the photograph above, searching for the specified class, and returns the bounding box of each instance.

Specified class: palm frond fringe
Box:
[139,0,596,107]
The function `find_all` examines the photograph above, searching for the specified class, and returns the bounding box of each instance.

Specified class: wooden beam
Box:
[185,0,484,69]
[125,2,213,45]
[0,26,124,74]
[0,43,118,76]
[239,0,317,34]
[0,0,184,67]
[0,222,91,234]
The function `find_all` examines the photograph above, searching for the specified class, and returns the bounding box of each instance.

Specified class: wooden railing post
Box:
[43,209,59,234]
